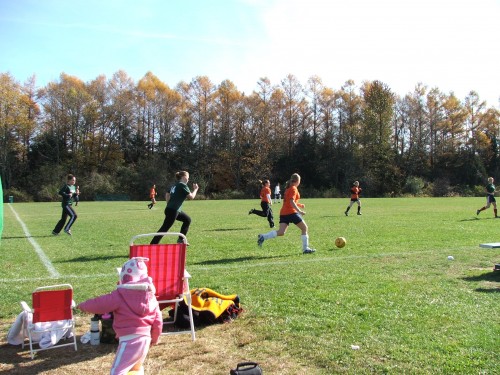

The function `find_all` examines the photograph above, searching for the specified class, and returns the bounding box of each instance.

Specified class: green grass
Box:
[1,198,499,374]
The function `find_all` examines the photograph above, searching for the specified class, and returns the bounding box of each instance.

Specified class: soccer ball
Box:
[335,237,346,248]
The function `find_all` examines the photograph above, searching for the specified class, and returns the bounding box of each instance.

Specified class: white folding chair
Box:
[20,284,77,359]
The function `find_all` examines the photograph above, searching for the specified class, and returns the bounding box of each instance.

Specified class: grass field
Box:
[0,198,498,374]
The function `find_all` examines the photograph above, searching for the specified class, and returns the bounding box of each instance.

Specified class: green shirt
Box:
[486,183,495,195]
[166,182,190,212]
[59,184,76,207]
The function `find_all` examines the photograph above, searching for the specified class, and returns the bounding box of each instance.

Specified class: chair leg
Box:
[172,302,179,325]
[72,324,78,352]
[28,331,35,359]
[186,293,196,341]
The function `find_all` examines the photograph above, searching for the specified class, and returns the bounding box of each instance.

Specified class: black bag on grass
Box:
[230,362,263,375]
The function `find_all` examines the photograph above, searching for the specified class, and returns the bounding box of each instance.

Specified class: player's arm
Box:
[187,183,199,200]
[291,199,305,215]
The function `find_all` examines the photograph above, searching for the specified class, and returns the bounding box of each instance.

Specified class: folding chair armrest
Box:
[20,301,31,313]
[184,269,191,279]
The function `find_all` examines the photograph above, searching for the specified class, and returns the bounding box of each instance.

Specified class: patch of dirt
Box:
[0,316,316,375]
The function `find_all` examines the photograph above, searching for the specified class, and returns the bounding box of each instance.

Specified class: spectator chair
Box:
[20,284,77,359]
[129,232,195,341]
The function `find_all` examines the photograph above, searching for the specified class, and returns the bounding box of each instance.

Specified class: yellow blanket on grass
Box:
[185,288,239,319]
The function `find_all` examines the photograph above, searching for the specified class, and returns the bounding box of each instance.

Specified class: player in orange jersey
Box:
[147,184,157,209]
[249,179,275,228]
[344,181,362,216]
[257,173,315,254]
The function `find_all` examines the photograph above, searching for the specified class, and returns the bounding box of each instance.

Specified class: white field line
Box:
[7,204,60,278]
[0,249,443,284]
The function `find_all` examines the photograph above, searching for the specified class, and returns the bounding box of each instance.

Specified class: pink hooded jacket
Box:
[78,258,163,344]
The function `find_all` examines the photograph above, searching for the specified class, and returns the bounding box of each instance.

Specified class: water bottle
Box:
[90,314,100,345]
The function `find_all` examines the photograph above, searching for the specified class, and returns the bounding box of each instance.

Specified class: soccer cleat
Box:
[52,231,59,236]
[64,229,72,236]
[344,211,348,216]
[270,222,275,228]
[249,209,254,215]
[257,234,265,247]
[476,209,480,215]
[357,212,362,215]
[303,247,316,254]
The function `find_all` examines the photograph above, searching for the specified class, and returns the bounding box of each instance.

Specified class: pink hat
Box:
[120,257,149,284]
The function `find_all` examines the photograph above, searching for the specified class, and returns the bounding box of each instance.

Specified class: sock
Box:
[357,207,361,213]
[128,367,144,375]
[301,234,309,250]
[345,207,350,213]
[495,208,498,217]
[263,231,277,240]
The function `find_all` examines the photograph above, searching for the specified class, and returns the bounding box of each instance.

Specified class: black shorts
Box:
[487,195,496,204]
[279,213,303,225]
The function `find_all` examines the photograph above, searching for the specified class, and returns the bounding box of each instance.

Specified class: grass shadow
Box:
[193,254,289,266]
[0,338,116,374]
[461,271,500,282]
[204,227,251,232]
[57,255,127,263]
[474,287,499,293]
[1,235,57,240]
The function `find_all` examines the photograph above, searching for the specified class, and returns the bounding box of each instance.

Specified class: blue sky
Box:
[1,0,499,107]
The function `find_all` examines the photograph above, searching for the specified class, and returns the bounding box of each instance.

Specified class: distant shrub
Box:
[320,187,342,198]
[473,185,485,197]
[4,188,32,203]
[404,176,426,196]
[451,185,476,197]
[432,178,451,197]
[210,190,246,200]
[36,183,60,202]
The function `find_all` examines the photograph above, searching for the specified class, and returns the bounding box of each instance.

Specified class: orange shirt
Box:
[350,186,361,200]
[280,186,301,215]
[260,186,271,203]
[149,187,156,199]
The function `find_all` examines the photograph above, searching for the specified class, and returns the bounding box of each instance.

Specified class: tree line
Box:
[1,70,499,202]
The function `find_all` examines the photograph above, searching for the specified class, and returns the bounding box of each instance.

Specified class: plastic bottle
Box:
[90,314,100,345]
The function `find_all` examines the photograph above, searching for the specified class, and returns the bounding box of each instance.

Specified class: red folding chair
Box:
[20,284,77,359]
[129,233,195,341]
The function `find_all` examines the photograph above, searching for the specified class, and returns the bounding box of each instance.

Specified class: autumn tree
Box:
[361,80,398,195]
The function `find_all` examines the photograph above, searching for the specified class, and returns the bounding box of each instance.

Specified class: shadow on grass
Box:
[204,227,251,232]
[462,271,500,282]
[57,255,127,263]
[474,287,499,293]
[193,254,289,266]
[461,270,500,293]
[0,338,116,375]
[0,235,56,240]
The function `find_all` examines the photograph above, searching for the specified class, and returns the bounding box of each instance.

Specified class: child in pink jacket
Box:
[78,257,163,375]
